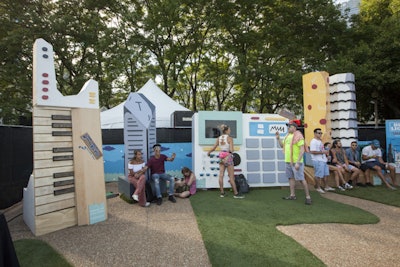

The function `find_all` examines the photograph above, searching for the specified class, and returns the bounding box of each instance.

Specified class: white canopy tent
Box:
[101,79,189,129]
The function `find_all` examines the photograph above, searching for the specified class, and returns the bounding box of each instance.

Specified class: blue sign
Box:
[386,120,400,173]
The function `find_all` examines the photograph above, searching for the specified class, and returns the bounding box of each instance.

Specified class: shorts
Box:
[336,163,358,172]
[360,161,386,172]
[220,153,234,166]
[285,162,304,181]
[312,160,329,178]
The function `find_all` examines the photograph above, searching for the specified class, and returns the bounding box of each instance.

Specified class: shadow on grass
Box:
[14,239,72,267]
[190,188,379,267]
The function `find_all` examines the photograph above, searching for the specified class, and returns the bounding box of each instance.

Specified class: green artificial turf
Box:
[14,186,394,267]
[333,184,400,207]
[13,239,72,267]
[190,188,379,267]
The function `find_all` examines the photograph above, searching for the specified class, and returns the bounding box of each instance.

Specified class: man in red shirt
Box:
[147,144,177,205]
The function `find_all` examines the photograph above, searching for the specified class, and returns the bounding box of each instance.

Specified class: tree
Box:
[0,0,49,124]
[208,0,347,114]
[1,0,377,125]
[328,0,400,122]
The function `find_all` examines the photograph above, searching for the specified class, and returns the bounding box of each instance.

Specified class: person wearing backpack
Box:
[276,120,312,205]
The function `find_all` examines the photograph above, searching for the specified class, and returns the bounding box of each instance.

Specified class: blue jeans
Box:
[151,173,175,198]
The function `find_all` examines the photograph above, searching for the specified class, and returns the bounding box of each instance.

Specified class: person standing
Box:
[309,128,335,193]
[147,144,177,205]
[128,150,150,207]
[276,120,312,205]
[360,139,397,189]
[207,124,244,199]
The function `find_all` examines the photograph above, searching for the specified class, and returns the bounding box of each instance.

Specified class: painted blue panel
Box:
[246,138,259,148]
[246,150,259,160]
[262,150,275,160]
[277,150,284,160]
[263,173,276,183]
[277,161,286,171]
[89,203,106,224]
[262,162,276,171]
[247,161,260,171]
[247,173,261,184]
[261,138,275,148]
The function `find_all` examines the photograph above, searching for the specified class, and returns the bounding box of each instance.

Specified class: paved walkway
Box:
[5,183,211,267]
[4,186,400,266]
[277,192,400,267]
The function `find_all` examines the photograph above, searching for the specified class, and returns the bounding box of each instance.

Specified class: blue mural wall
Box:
[103,142,192,182]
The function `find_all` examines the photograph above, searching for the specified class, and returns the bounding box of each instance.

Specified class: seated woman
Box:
[174,167,196,198]
[325,142,348,191]
[128,150,150,207]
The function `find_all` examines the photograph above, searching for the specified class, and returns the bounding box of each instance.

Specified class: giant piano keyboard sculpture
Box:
[23,38,107,236]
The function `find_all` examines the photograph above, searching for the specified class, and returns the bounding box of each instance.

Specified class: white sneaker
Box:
[344,183,353,189]
[324,186,335,191]
[145,202,151,207]
[316,188,325,194]
[132,194,139,201]
[338,186,346,191]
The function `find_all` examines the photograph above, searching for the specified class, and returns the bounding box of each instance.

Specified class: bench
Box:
[118,175,168,199]
[303,166,397,187]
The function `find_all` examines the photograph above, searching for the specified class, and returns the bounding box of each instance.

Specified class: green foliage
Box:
[190,188,378,266]
[0,0,397,124]
[327,0,400,122]
[14,239,72,267]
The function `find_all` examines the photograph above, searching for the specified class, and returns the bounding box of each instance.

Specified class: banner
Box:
[386,120,400,173]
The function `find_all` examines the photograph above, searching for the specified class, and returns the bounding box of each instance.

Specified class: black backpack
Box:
[234,174,250,194]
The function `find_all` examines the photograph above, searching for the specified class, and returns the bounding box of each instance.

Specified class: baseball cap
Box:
[286,120,300,128]
[371,139,380,148]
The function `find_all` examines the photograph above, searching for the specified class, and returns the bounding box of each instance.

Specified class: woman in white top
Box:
[128,150,150,207]
[207,124,244,199]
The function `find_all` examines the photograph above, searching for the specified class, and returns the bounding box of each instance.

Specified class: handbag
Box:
[218,151,230,164]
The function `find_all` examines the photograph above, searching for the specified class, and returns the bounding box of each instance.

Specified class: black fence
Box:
[0,126,33,209]
[0,124,386,209]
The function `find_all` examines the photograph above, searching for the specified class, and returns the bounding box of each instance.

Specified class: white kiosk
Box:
[192,111,289,189]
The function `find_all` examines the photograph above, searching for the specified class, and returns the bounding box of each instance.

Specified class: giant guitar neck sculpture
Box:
[23,38,107,236]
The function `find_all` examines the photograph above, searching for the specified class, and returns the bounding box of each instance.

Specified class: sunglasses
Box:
[316,132,323,134]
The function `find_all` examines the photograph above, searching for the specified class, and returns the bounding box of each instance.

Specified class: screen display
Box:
[205,120,237,138]
[197,111,242,145]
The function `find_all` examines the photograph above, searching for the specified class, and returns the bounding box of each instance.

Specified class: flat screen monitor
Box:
[197,111,242,145]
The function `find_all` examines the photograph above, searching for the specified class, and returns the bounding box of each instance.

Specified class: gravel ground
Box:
[277,192,400,267]
[5,182,211,267]
[4,185,400,267]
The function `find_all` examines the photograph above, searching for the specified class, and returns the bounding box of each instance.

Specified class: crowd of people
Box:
[276,121,398,205]
[308,128,398,194]
[127,122,398,208]
[127,144,189,208]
